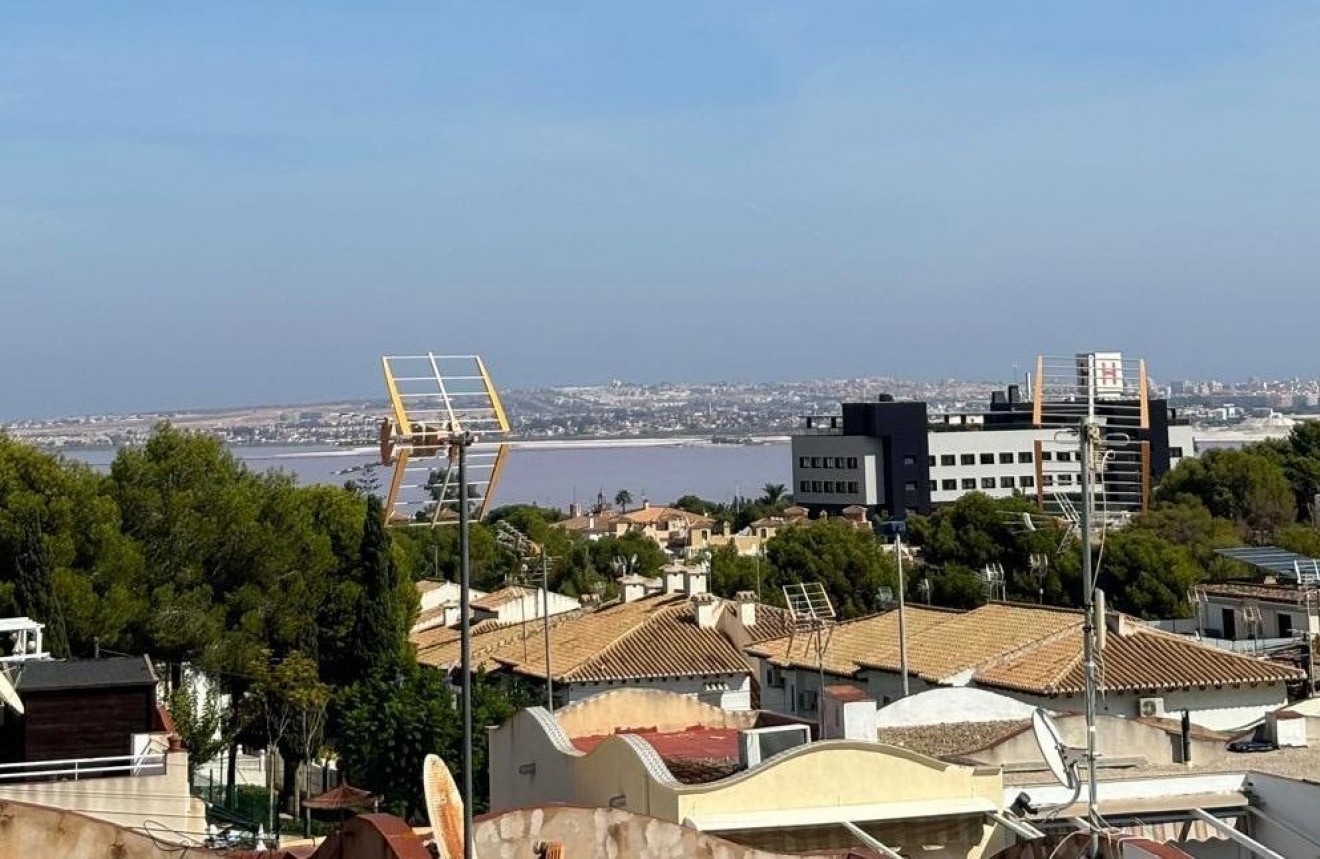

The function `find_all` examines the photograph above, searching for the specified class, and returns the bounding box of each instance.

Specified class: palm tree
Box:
[759,483,787,506]
[614,489,633,512]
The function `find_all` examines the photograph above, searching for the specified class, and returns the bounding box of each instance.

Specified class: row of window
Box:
[932,473,1072,493]
[799,480,861,495]
[798,456,860,470]
[930,450,1074,468]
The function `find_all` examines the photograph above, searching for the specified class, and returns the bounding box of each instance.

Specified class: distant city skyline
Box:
[5,3,1320,418]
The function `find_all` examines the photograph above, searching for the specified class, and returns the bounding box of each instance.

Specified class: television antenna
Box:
[379,354,511,526]
[1031,352,1151,849]
[978,563,1007,602]
[783,582,835,722]
[379,352,510,859]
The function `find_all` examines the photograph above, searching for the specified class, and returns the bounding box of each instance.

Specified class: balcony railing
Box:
[0,752,167,782]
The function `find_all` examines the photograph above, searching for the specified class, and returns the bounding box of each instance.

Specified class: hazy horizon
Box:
[6,3,1320,418]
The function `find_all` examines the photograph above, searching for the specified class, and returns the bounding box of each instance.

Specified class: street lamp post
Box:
[873,517,910,698]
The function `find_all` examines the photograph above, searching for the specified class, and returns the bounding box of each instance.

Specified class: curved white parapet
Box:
[877,687,1041,728]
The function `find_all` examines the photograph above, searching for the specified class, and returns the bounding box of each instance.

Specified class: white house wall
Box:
[973,682,1288,732]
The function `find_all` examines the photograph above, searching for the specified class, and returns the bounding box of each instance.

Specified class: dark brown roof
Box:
[304,783,375,810]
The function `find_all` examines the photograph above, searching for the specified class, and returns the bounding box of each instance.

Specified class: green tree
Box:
[588,531,668,582]
[9,518,70,658]
[351,496,408,680]
[764,521,897,618]
[1156,448,1295,539]
[1129,497,1242,579]
[614,489,633,512]
[759,483,787,506]
[168,674,229,782]
[1094,529,1198,619]
[705,545,763,598]
[336,664,458,821]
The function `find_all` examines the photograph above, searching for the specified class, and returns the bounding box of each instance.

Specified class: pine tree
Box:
[351,496,405,681]
[13,519,70,659]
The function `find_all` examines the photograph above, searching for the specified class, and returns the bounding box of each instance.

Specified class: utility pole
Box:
[1079,364,1101,858]
[542,551,554,712]
[455,433,475,859]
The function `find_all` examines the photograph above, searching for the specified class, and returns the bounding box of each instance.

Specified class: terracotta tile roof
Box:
[555,511,622,532]
[471,586,534,611]
[617,506,714,528]
[1196,580,1315,606]
[413,617,557,670]
[858,603,1085,682]
[491,594,751,683]
[412,606,448,630]
[734,603,796,645]
[416,580,444,593]
[975,621,1305,695]
[748,607,958,677]
[571,725,742,783]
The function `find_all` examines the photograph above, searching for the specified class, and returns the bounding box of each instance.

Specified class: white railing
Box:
[0,752,167,782]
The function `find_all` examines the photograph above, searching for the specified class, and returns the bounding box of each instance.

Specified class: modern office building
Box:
[791,353,1196,518]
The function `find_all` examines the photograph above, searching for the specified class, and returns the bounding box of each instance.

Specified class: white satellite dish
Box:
[1031,708,1078,791]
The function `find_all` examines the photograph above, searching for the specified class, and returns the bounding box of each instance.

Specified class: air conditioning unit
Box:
[1138,697,1164,718]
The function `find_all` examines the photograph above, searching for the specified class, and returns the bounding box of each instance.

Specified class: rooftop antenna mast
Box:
[1031,351,1151,854]
[493,521,556,713]
[379,353,511,859]
[783,581,836,726]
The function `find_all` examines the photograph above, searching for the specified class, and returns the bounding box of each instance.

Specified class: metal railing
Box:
[0,752,167,782]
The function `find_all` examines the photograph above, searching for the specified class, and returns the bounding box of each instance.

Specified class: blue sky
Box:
[3,3,1320,417]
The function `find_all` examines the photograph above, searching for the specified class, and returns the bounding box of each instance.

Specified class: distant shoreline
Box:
[41,435,793,455]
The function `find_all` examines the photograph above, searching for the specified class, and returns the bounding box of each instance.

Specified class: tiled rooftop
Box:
[471,586,534,612]
[1197,580,1316,605]
[748,606,957,677]
[975,621,1305,695]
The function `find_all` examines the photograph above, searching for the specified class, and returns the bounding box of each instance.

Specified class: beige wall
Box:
[0,798,218,859]
[0,749,206,837]
[475,805,853,859]
[553,688,758,737]
[962,714,1231,771]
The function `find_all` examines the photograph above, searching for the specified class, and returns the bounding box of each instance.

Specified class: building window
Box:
[1057,451,1071,462]
[799,480,810,493]
[846,457,858,468]
[811,481,822,492]
[1042,475,1055,486]
[799,456,809,469]
[1041,451,1053,462]
[961,454,976,466]
[1000,476,1015,489]
[811,457,821,468]
[1170,447,1184,458]
[847,481,859,493]
[999,452,1014,464]
[941,454,956,466]
[942,479,957,491]
[822,481,834,493]
[980,453,995,465]
[981,477,995,489]
[834,457,846,468]
[962,478,977,490]
[1058,474,1073,485]
[901,454,915,467]
[905,481,918,493]
[1018,451,1033,464]
[928,481,937,491]
[928,455,936,467]
[1020,475,1035,488]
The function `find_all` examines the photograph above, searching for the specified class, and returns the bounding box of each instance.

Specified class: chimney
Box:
[820,686,878,741]
[442,601,463,628]
[683,566,709,597]
[620,575,648,603]
[735,591,756,627]
[663,564,686,595]
[569,502,581,518]
[642,499,651,510]
[693,593,719,629]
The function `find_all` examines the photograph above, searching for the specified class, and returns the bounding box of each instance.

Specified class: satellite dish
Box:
[423,753,464,859]
[1031,708,1078,791]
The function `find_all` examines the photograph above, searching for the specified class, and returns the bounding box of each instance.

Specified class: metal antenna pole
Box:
[1080,357,1101,855]
[542,551,553,712]
[457,435,474,859]
[897,530,909,698]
